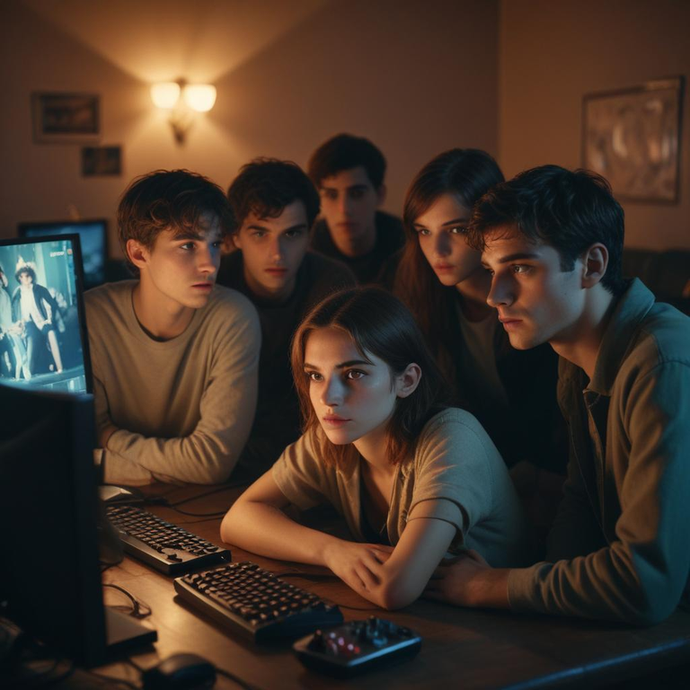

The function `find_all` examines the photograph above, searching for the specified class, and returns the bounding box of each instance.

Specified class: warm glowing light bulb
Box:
[183,84,216,113]
[150,82,181,109]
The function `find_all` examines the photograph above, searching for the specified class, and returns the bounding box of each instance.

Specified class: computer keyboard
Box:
[174,562,344,642]
[105,505,231,576]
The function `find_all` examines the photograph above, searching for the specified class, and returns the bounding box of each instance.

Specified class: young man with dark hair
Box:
[217,158,355,474]
[85,169,261,485]
[307,133,404,285]
[426,165,690,625]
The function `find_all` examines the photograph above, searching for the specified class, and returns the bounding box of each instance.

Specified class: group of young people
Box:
[86,133,690,626]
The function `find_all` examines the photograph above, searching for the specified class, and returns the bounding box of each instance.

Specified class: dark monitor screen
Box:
[18,220,107,288]
[0,385,155,667]
[0,235,92,393]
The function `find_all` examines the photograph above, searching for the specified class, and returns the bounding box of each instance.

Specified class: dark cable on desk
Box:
[166,481,249,509]
[103,584,152,619]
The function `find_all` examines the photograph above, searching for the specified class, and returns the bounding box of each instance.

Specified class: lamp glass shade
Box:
[151,82,181,109]
[183,84,216,112]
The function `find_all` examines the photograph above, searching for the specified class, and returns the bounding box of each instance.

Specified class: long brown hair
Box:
[291,287,448,468]
[394,149,504,382]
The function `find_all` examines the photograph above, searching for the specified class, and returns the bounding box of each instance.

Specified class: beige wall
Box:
[0,0,499,255]
[500,0,690,250]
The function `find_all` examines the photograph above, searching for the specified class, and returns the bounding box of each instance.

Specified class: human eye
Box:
[285,228,305,239]
[349,188,366,200]
[251,230,267,240]
[449,225,468,235]
[211,240,223,249]
[179,241,196,251]
[512,264,532,274]
[305,370,322,382]
[322,189,337,201]
[415,227,431,237]
[345,369,366,380]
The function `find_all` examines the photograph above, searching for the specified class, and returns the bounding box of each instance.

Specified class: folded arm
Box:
[221,471,456,609]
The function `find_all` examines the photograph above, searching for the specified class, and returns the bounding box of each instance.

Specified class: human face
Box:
[318,166,383,255]
[413,193,481,287]
[482,228,586,350]
[19,271,33,286]
[136,212,222,314]
[303,327,400,448]
[232,200,309,302]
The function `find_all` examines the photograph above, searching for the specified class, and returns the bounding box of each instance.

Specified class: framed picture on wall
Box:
[32,92,100,143]
[81,146,122,176]
[582,76,684,202]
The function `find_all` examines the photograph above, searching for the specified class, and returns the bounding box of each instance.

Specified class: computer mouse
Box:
[141,653,216,690]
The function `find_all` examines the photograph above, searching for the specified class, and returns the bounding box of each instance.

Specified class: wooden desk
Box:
[81,485,690,688]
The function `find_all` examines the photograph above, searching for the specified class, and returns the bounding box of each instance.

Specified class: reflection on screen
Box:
[0,238,88,393]
[20,221,106,288]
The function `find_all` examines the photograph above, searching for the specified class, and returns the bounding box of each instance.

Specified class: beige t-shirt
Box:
[273,408,531,567]
[86,281,261,486]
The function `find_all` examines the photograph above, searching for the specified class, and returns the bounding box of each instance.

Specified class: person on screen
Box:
[424,166,690,625]
[216,158,355,476]
[221,287,531,610]
[11,262,64,377]
[85,169,261,485]
[307,133,404,285]
[0,263,21,378]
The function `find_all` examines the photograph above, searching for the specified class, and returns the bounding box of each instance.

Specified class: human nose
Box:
[198,244,217,275]
[268,235,284,262]
[339,193,353,216]
[432,232,451,258]
[487,273,514,307]
[320,375,344,407]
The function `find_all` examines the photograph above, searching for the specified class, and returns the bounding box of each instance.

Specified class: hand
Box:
[323,539,393,594]
[424,549,497,607]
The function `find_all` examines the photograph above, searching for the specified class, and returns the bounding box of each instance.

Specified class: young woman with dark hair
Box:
[394,150,565,478]
[221,287,530,610]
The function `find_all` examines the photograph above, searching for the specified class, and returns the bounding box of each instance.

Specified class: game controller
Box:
[293,616,421,677]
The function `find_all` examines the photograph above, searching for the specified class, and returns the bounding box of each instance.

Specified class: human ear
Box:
[395,363,422,399]
[231,232,242,250]
[581,243,609,288]
[126,239,150,272]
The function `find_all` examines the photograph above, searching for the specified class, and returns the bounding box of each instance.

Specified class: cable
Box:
[103,584,152,619]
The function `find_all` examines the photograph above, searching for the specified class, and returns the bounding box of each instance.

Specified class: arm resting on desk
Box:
[221,470,456,610]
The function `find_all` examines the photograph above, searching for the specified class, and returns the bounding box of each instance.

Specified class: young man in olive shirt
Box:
[426,166,690,625]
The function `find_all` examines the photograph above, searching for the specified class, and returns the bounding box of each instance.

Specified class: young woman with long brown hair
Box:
[221,287,530,610]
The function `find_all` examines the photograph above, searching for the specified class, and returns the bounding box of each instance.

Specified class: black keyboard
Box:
[174,562,344,642]
[106,505,231,576]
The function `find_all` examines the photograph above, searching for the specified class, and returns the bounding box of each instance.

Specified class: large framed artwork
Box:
[32,92,100,144]
[582,77,684,202]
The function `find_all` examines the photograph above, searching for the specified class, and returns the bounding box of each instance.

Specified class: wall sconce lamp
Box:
[150,79,217,144]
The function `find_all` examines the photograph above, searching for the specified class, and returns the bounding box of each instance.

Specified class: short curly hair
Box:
[117,169,235,276]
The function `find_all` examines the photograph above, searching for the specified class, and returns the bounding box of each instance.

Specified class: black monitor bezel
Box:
[0,233,94,394]
[17,219,108,289]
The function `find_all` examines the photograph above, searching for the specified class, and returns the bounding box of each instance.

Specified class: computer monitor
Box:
[0,235,92,393]
[0,384,156,667]
[18,219,107,288]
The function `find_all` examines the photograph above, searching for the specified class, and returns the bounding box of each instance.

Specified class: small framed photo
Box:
[81,146,122,177]
[32,92,100,143]
[582,77,684,202]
